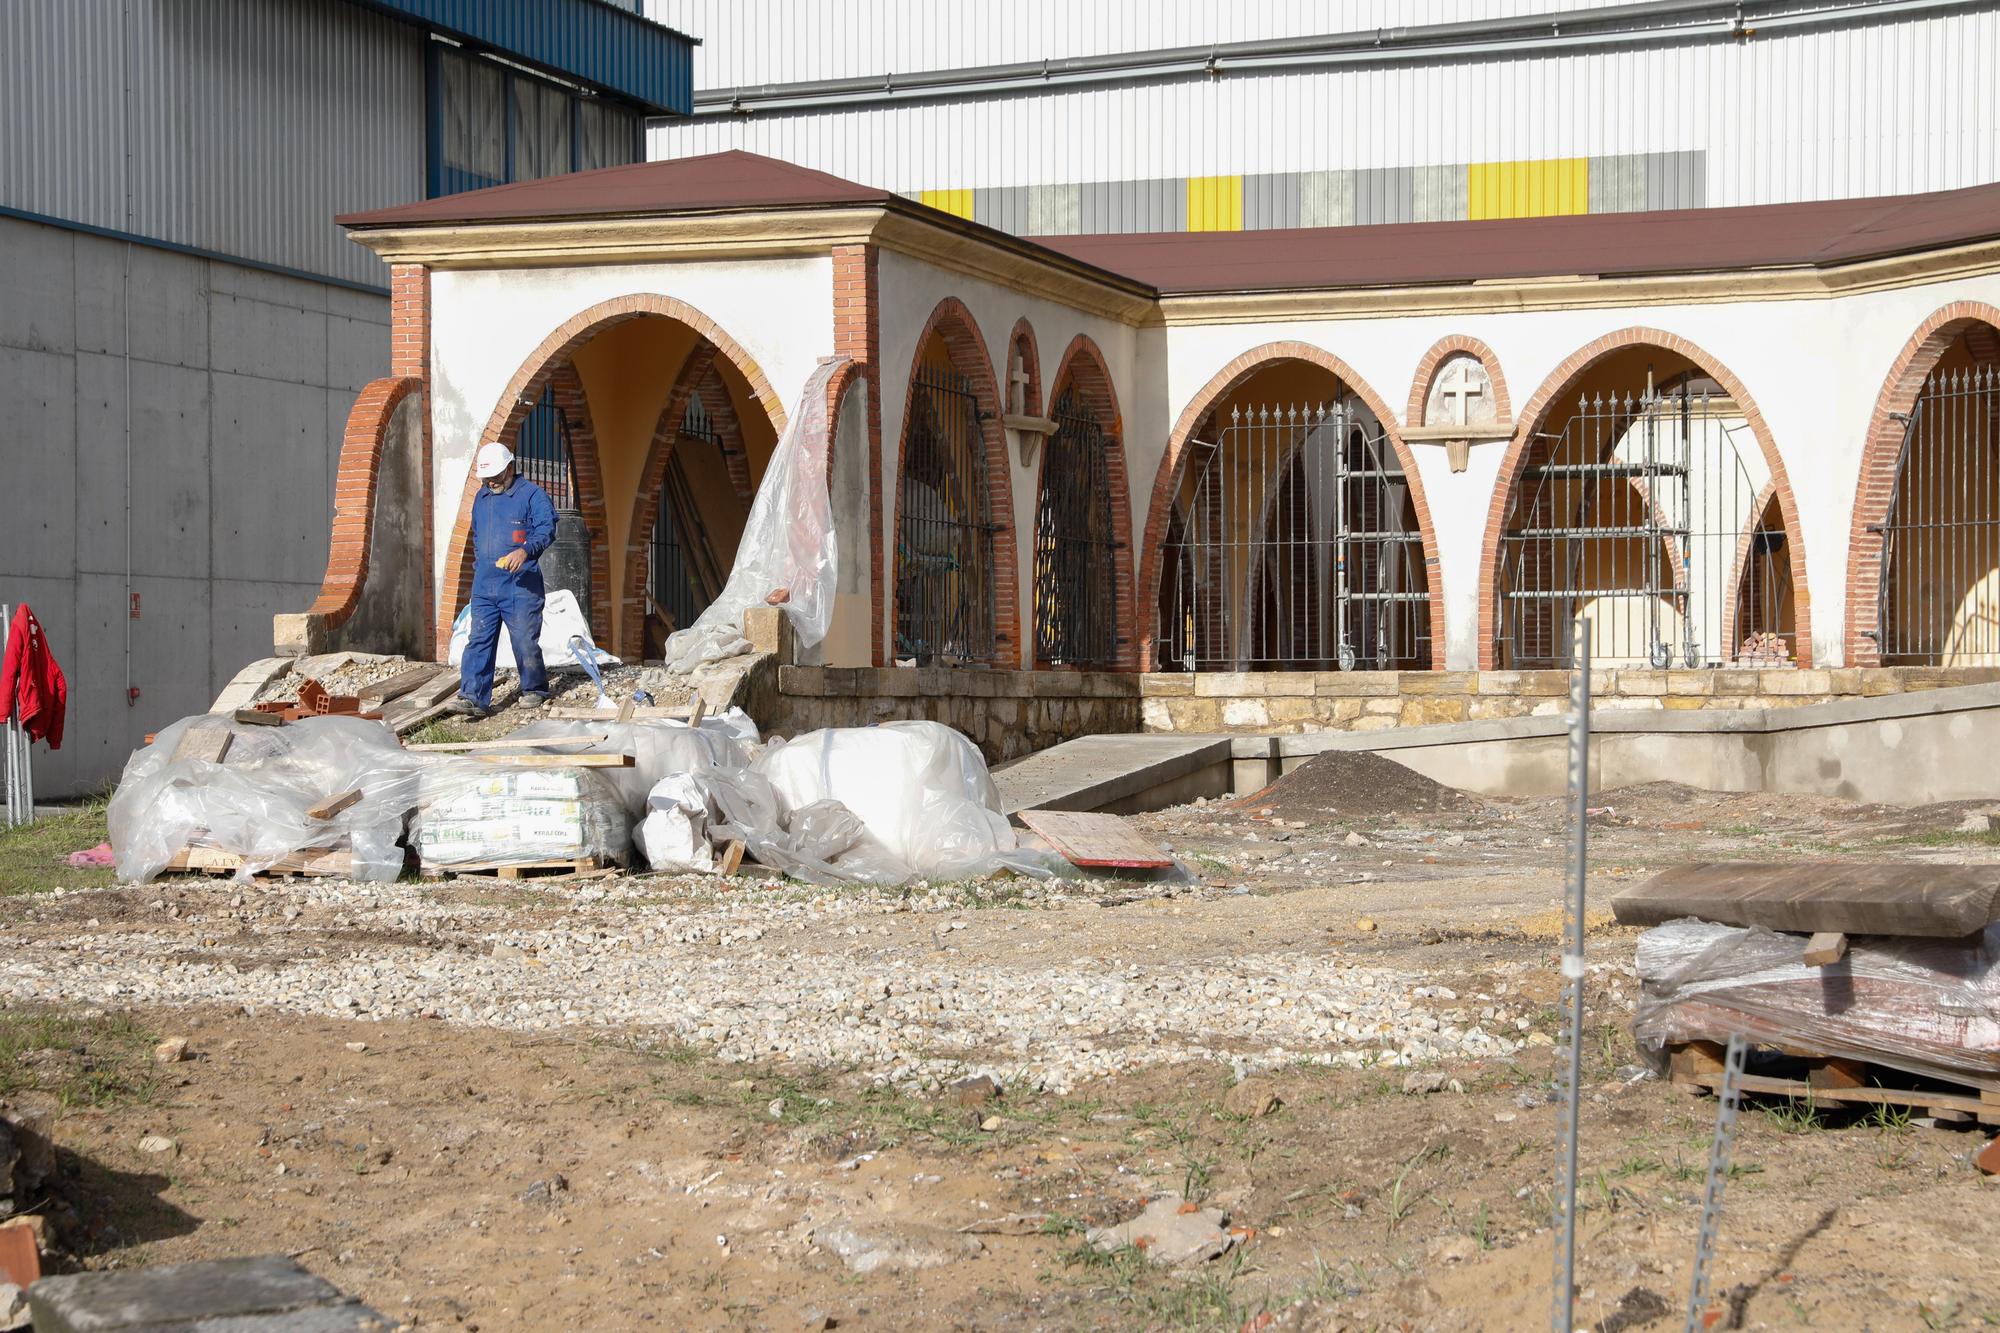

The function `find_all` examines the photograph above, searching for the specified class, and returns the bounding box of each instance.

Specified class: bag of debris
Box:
[109,714,422,883]
[755,721,1048,882]
[634,773,718,874]
[662,358,844,671]
[410,761,631,869]
[1631,918,2000,1085]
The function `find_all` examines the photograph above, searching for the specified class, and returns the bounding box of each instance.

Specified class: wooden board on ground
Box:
[464,751,633,768]
[1017,809,1173,869]
[406,732,609,752]
[359,665,444,709]
[1611,862,2000,938]
[306,789,362,820]
[166,847,354,878]
[424,857,614,882]
[718,840,745,875]
[232,708,285,727]
[382,672,465,733]
[1667,1040,2000,1125]
[549,699,706,724]
[170,721,234,765]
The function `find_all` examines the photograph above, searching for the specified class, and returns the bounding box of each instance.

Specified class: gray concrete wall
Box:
[0,216,387,795]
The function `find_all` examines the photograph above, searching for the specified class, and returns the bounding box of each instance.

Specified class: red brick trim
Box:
[890,295,1021,666]
[831,245,885,663]
[620,341,721,657]
[1476,326,1813,668]
[1006,317,1043,417]
[436,295,785,661]
[1844,300,2000,666]
[389,265,435,653]
[1036,334,1136,670]
[305,376,424,634]
[1406,334,1513,426]
[1136,341,1446,671]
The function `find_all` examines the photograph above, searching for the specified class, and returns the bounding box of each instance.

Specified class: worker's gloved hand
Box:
[494,548,528,573]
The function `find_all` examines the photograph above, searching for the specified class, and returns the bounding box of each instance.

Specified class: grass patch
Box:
[407,720,470,747]
[0,1007,159,1109]
[0,795,116,896]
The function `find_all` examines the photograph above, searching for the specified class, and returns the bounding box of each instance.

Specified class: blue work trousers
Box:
[459,581,548,709]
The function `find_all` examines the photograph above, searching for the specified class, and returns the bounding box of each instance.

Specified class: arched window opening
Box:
[1732,490,1796,665]
[515,382,579,510]
[648,393,731,646]
[1159,395,1431,671]
[1874,357,2000,665]
[896,362,997,665]
[1033,386,1119,668]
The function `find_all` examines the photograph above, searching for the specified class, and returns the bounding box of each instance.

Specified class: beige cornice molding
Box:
[1400,422,1515,443]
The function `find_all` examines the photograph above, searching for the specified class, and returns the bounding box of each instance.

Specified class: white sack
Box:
[635,773,718,873]
[447,588,621,670]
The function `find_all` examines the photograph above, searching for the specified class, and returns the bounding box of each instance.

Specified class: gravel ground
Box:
[0,874,1547,1095]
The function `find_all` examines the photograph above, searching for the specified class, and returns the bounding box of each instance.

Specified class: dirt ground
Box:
[4,773,2000,1332]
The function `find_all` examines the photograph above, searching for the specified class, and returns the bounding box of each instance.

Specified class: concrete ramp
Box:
[993,733,1233,815]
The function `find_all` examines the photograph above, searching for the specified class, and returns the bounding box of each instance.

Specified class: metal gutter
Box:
[693,0,1974,116]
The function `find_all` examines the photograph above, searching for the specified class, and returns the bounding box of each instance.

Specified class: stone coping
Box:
[1139,666,2000,699]
[779,665,1138,700]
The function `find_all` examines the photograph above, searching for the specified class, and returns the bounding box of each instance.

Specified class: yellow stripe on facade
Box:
[1186,175,1244,231]
[920,188,975,220]
[1466,157,1590,220]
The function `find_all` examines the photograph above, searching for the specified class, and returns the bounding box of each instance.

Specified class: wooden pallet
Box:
[165,847,355,879]
[423,857,615,882]
[1668,1040,2000,1125]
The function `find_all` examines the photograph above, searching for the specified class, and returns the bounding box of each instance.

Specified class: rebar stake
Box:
[1683,1034,1749,1332]
[1551,619,1591,1333]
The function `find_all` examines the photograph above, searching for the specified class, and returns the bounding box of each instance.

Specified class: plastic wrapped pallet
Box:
[1631,918,2000,1086]
[411,761,631,870]
[504,717,757,816]
[109,714,421,884]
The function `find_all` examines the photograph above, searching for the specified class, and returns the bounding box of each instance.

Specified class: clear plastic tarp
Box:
[661,358,847,672]
[1631,918,2000,1085]
[410,761,631,869]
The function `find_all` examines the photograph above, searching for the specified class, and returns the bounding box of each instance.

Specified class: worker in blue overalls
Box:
[452,441,557,718]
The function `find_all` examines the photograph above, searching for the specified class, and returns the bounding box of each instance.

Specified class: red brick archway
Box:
[1036,333,1136,669]
[1476,326,1812,668]
[437,293,784,661]
[1844,300,2000,665]
[1137,341,1446,670]
[1406,334,1513,426]
[889,296,1020,666]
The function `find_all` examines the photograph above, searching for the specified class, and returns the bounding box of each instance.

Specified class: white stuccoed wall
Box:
[425,259,835,611]
[1158,271,2000,669]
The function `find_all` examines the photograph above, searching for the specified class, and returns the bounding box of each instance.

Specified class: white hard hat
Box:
[475,442,515,478]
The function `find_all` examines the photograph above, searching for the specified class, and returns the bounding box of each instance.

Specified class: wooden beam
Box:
[718,839,746,875]
[306,789,363,820]
[1802,931,1848,967]
[406,732,610,752]
[233,708,284,727]
[547,704,699,721]
[616,695,636,723]
[360,665,443,708]
[464,752,634,768]
[1613,861,2000,938]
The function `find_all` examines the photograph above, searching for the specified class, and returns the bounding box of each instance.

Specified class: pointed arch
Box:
[1034,333,1135,669]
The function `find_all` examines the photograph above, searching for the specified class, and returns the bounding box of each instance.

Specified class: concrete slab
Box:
[73,237,210,366]
[210,291,327,384]
[210,578,319,688]
[75,355,212,579]
[210,372,332,584]
[326,312,388,393]
[208,258,330,313]
[995,733,1233,815]
[0,215,76,354]
[0,345,78,578]
[26,1253,389,1333]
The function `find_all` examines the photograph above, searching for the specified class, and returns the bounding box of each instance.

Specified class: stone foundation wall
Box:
[767,665,1139,761]
[1139,667,2000,734]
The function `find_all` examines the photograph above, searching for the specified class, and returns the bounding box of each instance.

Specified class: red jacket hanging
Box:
[0,604,67,750]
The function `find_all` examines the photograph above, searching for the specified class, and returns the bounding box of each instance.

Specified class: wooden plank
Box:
[1611,861,2000,938]
[1802,931,1849,967]
[1017,809,1173,869]
[425,857,611,882]
[616,695,636,723]
[306,789,362,820]
[389,696,460,738]
[359,665,442,708]
[1678,1067,1989,1118]
[232,708,285,727]
[168,847,351,877]
[170,722,233,766]
[1806,1057,1868,1091]
[464,751,633,768]
[547,704,698,721]
[688,695,708,727]
[718,840,745,875]
[406,732,610,752]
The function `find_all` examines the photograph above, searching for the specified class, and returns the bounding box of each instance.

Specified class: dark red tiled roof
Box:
[336,149,894,228]
[1033,182,2000,294]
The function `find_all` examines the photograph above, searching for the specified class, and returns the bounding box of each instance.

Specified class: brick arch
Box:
[436,293,785,660]
[1137,340,1446,670]
[1035,334,1136,669]
[691,368,754,505]
[1844,300,2000,666]
[1406,334,1513,426]
[1006,317,1043,417]
[1476,326,1813,668]
[891,295,1020,665]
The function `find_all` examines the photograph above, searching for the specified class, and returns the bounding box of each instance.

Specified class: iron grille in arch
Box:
[895,364,997,665]
[648,396,727,634]
[1033,387,1121,668]
[1495,385,1794,670]
[515,382,579,511]
[1157,403,1431,671]
[1870,364,2000,665]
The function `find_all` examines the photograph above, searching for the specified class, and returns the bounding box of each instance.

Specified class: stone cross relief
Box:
[1429,355,1496,427]
[1009,361,1031,416]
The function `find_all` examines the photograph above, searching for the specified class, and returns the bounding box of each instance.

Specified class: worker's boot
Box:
[446,695,490,719]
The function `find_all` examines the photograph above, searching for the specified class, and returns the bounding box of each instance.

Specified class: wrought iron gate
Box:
[1496,385,1791,669]
[516,383,579,510]
[1033,387,1120,668]
[1157,403,1431,671]
[649,396,727,633]
[1870,364,2000,664]
[895,364,997,665]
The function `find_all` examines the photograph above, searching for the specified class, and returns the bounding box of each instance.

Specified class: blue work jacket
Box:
[471,475,557,596]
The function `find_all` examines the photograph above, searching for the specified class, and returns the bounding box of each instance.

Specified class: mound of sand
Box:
[1234,750,1465,822]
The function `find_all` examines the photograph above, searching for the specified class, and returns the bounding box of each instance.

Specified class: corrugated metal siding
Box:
[650,3,2000,219]
[2,0,425,288]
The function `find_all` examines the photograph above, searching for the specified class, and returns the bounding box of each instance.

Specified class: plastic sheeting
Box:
[446,588,620,670]
[411,762,631,869]
[109,715,423,884]
[661,357,847,672]
[1631,918,2000,1085]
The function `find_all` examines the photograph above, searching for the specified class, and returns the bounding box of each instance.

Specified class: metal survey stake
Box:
[1683,1034,1749,1332]
[1551,620,1591,1333]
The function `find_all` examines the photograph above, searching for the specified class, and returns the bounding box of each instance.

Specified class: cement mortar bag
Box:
[754,721,1038,881]
[410,760,631,869]
[109,714,422,883]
